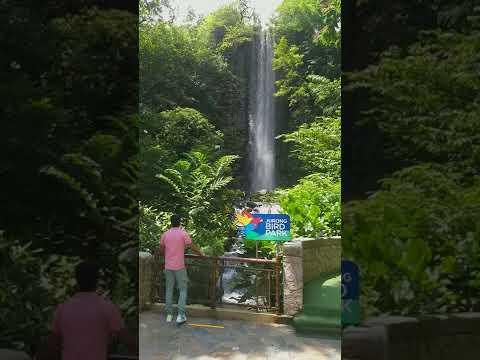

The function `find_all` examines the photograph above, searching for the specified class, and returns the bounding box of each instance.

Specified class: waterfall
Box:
[249,30,276,193]
[220,30,278,307]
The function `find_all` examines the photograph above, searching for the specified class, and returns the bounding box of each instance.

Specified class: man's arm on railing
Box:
[188,242,205,257]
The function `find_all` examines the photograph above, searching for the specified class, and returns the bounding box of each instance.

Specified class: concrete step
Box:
[148,303,293,325]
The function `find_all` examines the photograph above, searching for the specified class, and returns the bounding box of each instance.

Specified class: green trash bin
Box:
[293,273,341,336]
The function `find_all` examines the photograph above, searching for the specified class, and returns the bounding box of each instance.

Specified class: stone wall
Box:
[282,237,341,316]
[342,313,480,360]
[139,251,153,311]
[302,237,341,284]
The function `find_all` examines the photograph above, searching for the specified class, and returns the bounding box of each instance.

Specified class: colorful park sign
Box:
[235,211,291,241]
[341,260,361,325]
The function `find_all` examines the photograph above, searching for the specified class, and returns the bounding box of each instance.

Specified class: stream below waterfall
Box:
[220,202,281,306]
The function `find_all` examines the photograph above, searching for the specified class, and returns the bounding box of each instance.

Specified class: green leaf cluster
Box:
[272,0,340,237]
[344,8,480,315]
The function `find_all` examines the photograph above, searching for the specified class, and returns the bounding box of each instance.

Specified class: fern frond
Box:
[40,165,98,209]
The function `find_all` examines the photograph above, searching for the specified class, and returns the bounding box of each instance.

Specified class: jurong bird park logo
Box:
[235,210,291,242]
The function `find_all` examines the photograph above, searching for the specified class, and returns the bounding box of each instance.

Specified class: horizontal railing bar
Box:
[219,266,275,272]
[156,263,274,271]
[184,254,277,264]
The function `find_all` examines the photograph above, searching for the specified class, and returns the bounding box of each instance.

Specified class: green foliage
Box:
[273,0,340,81]
[347,30,480,174]
[273,0,341,238]
[0,236,80,352]
[139,15,248,158]
[139,205,171,253]
[156,152,241,255]
[1,5,139,353]
[278,116,340,179]
[217,24,255,54]
[242,240,277,259]
[284,0,341,47]
[140,107,226,203]
[344,14,480,316]
[273,37,305,98]
[197,2,256,49]
[140,20,241,121]
[140,0,174,24]
[280,174,340,238]
[343,165,480,315]
[273,0,325,39]
[139,105,241,256]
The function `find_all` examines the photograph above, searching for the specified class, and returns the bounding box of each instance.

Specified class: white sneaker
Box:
[176,313,187,324]
[166,314,173,323]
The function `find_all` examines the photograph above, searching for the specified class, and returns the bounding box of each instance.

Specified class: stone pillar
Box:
[139,251,153,311]
[282,240,303,316]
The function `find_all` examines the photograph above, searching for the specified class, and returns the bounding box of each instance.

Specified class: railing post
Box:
[211,258,217,309]
[275,255,282,315]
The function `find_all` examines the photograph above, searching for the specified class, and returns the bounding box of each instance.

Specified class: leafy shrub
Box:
[139,205,171,253]
[159,152,241,254]
[0,236,79,352]
[278,116,340,180]
[279,174,340,237]
[343,164,480,315]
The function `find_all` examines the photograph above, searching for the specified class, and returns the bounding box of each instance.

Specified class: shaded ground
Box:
[140,311,340,360]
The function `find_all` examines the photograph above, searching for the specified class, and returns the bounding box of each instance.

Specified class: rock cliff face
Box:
[227,41,253,190]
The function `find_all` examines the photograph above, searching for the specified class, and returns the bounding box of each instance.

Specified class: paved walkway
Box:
[140,311,340,360]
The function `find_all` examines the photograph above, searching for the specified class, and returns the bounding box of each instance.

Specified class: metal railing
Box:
[151,254,283,315]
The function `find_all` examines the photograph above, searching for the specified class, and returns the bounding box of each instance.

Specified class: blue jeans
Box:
[164,268,188,316]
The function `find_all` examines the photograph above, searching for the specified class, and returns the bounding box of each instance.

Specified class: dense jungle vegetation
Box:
[1,1,138,354]
[343,1,480,316]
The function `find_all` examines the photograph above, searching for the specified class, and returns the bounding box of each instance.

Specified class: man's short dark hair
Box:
[75,261,99,291]
[171,214,181,227]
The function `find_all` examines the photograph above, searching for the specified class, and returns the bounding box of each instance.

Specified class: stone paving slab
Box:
[140,311,340,360]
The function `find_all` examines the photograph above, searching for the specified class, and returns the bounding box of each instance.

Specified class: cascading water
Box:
[249,30,276,193]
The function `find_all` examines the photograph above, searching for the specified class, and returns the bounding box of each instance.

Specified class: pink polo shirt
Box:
[52,292,124,360]
[160,227,192,270]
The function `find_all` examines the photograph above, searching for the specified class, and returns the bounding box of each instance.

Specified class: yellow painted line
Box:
[189,323,225,329]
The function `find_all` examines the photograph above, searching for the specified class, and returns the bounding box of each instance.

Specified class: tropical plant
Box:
[278,116,340,179]
[155,152,241,255]
[343,164,480,315]
[280,174,340,237]
[343,10,480,316]
[1,5,139,354]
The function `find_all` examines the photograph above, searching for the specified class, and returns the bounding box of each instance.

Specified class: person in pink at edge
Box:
[39,261,137,360]
[155,214,204,324]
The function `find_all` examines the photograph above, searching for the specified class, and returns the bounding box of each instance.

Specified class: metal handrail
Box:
[185,254,277,264]
[152,254,283,315]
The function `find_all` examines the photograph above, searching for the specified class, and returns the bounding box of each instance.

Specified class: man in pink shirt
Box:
[155,214,204,324]
[40,261,137,360]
